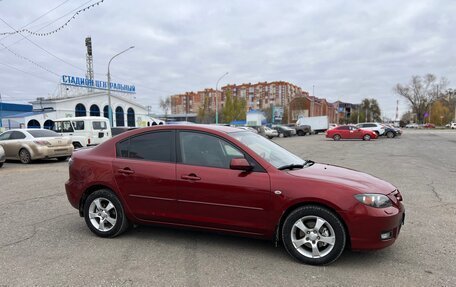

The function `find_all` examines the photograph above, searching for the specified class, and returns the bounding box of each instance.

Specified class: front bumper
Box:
[342,202,405,250]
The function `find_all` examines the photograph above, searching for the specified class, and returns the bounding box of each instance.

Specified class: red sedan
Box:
[65,125,404,265]
[326,125,378,141]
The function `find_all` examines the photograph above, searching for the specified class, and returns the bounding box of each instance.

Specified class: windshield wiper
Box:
[304,160,315,167]
[278,163,305,170]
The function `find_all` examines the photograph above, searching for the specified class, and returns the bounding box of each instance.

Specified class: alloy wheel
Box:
[88,197,118,232]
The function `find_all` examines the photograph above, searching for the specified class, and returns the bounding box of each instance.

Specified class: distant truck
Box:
[296,116,329,134]
[53,116,111,148]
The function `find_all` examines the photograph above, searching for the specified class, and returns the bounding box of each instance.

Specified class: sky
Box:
[1,0,455,118]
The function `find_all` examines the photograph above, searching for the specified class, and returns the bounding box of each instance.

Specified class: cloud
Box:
[0,0,455,118]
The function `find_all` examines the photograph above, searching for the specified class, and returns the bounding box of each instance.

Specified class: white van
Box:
[53,116,111,148]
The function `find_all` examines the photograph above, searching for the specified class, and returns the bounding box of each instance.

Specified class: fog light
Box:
[381,231,392,240]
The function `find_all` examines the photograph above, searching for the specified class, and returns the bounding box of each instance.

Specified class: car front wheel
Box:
[386,131,394,138]
[282,205,346,265]
[333,134,341,141]
[84,189,129,238]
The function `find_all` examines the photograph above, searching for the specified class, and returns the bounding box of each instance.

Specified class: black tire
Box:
[268,136,273,139]
[84,189,129,238]
[282,205,346,265]
[0,162,3,168]
[19,149,32,164]
[73,142,83,149]
[297,130,304,136]
[363,134,371,141]
[333,134,341,141]
[386,131,394,138]
[57,156,68,162]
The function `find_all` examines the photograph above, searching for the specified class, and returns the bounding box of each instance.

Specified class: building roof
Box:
[3,111,49,119]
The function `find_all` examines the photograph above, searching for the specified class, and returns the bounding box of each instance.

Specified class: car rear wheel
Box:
[297,130,304,136]
[19,149,32,164]
[282,205,346,265]
[333,134,341,141]
[363,134,371,141]
[84,189,129,238]
[386,131,394,138]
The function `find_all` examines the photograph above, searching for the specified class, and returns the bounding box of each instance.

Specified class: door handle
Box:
[181,174,201,181]
[118,168,135,175]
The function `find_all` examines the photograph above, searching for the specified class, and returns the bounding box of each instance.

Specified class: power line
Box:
[0,62,56,82]
[0,43,59,76]
[0,17,86,72]
[0,0,105,37]
[0,0,72,42]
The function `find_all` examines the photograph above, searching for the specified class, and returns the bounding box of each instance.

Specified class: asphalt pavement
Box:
[0,129,455,286]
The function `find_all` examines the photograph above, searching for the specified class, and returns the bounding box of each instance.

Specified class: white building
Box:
[1,91,163,129]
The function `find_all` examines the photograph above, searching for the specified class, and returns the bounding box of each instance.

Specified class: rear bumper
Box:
[342,202,405,250]
[65,179,81,210]
[30,145,74,159]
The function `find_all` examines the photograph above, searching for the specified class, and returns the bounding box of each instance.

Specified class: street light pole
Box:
[215,72,229,124]
[107,46,135,127]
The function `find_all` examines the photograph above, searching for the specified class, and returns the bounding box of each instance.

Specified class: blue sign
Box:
[61,75,136,94]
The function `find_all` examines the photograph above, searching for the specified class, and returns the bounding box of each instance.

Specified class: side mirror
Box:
[230,158,253,171]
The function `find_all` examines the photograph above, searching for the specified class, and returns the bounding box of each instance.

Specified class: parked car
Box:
[295,124,311,136]
[382,125,402,138]
[66,124,404,265]
[326,125,378,141]
[356,122,385,136]
[257,126,278,139]
[328,123,338,130]
[422,123,435,128]
[237,126,258,134]
[0,129,73,164]
[450,122,456,129]
[405,123,419,128]
[272,124,296,137]
[53,116,111,149]
[0,145,5,168]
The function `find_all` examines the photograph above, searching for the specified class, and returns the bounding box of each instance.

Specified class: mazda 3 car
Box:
[65,125,404,265]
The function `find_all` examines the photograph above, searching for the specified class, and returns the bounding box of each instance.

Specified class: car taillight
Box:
[34,140,51,146]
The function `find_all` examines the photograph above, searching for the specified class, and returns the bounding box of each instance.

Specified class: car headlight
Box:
[354,194,392,208]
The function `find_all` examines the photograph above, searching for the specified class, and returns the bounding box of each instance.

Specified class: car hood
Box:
[287,163,396,195]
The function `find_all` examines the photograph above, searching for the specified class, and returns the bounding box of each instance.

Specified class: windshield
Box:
[230,131,304,168]
[28,129,60,138]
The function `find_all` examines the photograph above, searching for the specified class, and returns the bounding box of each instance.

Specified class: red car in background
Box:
[65,125,403,265]
[326,125,378,141]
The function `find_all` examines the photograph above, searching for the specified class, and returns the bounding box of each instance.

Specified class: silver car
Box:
[0,145,5,168]
[0,129,74,164]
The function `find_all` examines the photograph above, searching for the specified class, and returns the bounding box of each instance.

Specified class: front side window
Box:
[117,131,173,163]
[73,121,85,130]
[179,131,244,169]
[0,131,13,141]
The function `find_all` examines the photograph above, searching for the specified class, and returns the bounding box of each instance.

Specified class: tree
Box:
[260,106,273,123]
[430,100,450,125]
[395,74,448,124]
[221,91,246,123]
[359,98,382,122]
[159,97,171,119]
[196,95,215,124]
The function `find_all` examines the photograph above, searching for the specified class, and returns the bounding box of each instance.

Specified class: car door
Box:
[349,126,363,139]
[0,131,26,159]
[112,130,178,222]
[336,126,349,138]
[175,131,272,236]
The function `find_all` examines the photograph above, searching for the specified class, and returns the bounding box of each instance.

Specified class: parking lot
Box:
[1,129,455,286]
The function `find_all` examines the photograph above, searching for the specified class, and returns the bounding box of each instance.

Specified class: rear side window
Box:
[117,131,174,163]
[11,131,26,139]
[336,126,349,130]
[92,121,107,130]
[73,121,85,130]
